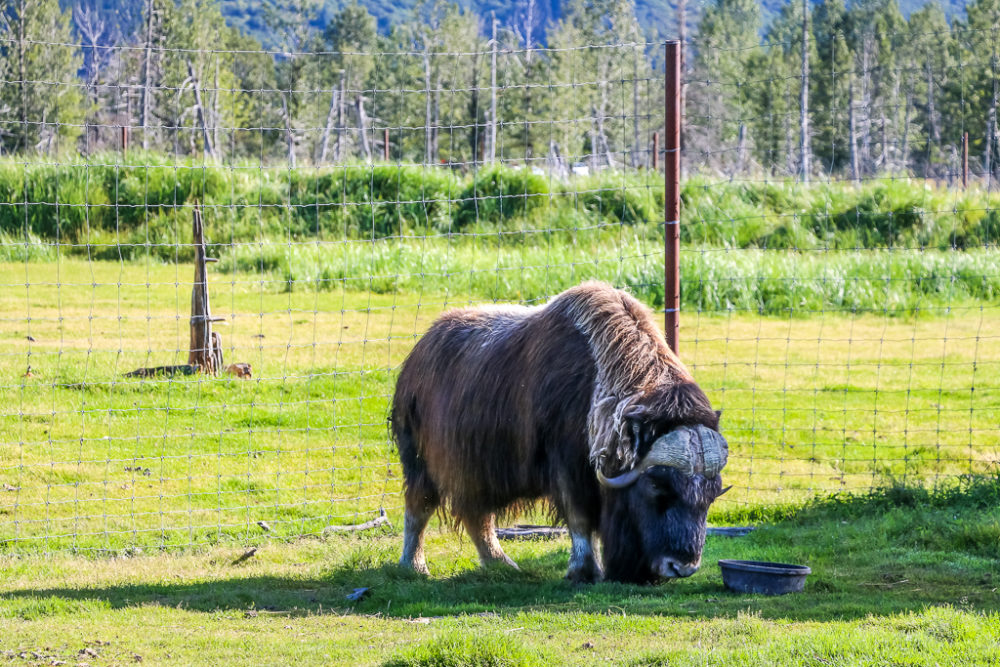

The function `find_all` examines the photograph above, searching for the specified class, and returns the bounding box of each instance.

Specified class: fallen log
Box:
[496,525,566,540]
[124,365,198,378]
[496,524,755,540]
[323,508,389,534]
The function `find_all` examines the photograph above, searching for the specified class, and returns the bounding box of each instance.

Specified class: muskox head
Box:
[593,384,729,583]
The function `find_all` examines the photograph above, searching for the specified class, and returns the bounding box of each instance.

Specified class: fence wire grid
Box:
[0,21,998,553]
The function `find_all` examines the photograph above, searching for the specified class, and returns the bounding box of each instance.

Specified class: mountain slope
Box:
[65,0,973,49]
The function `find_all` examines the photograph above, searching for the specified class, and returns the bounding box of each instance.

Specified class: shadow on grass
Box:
[4,476,1000,622]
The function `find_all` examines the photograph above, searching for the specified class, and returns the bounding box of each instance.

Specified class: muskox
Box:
[390,282,728,583]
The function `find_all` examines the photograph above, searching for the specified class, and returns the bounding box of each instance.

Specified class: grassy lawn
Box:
[1,481,999,665]
[0,254,999,664]
[1,258,999,552]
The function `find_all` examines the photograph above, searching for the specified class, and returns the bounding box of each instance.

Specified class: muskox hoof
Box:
[480,554,520,572]
[399,559,430,576]
[565,560,603,584]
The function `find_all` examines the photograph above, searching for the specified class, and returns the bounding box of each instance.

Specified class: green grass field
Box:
[1,255,999,551]
[1,247,999,664]
[2,481,999,665]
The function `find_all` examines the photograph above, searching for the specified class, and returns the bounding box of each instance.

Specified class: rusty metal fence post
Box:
[665,41,681,354]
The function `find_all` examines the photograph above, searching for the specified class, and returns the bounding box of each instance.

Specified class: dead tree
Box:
[317,83,339,164]
[488,13,498,164]
[188,206,224,373]
[140,0,156,150]
[799,0,810,183]
[925,56,941,177]
[334,74,346,162]
[186,60,217,161]
[849,75,860,183]
[280,93,296,168]
[356,95,372,160]
[127,207,230,378]
[423,48,437,165]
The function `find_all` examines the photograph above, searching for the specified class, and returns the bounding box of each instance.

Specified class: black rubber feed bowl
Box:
[718,559,811,595]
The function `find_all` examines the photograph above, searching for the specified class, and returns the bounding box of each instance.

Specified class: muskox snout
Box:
[652,556,701,579]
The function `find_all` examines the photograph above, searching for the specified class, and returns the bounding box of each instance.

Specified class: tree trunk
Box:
[187,60,217,161]
[317,86,338,164]
[489,13,498,164]
[432,74,441,164]
[925,59,939,177]
[632,51,640,167]
[799,0,809,182]
[424,49,434,165]
[280,93,295,168]
[547,139,566,177]
[678,0,686,140]
[356,96,371,160]
[18,0,27,152]
[986,114,994,179]
[334,74,345,162]
[141,0,154,151]
[736,122,747,175]
[901,92,911,172]
[469,53,480,165]
[849,75,859,182]
[523,0,534,160]
[990,76,999,180]
[212,56,220,156]
[879,109,888,170]
[783,86,794,176]
[860,42,873,173]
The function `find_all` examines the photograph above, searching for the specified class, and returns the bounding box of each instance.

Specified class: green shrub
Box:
[568,172,659,225]
[5,156,1000,254]
[455,166,550,227]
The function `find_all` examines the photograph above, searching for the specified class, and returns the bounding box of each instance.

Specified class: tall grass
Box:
[219,236,1000,315]
[1,155,998,255]
[0,232,57,261]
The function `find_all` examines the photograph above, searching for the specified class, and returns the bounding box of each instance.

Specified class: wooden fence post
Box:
[188,206,224,374]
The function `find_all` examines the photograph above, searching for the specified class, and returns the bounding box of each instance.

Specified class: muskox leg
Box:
[556,476,603,583]
[462,514,519,571]
[564,512,603,584]
[399,489,438,575]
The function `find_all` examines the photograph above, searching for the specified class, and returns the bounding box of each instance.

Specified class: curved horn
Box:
[697,425,729,476]
[595,425,728,488]
[596,467,645,489]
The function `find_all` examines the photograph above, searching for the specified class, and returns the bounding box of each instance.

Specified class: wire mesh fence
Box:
[683,21,1000,510]
[1,13,998,554]
[0,33,667,554]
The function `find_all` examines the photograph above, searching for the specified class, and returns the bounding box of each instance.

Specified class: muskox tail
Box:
[391,395,440,515]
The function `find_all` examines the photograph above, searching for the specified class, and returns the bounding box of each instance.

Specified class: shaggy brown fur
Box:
[391,281,721,581]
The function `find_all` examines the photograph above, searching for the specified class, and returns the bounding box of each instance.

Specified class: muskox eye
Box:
[643,475,677,509]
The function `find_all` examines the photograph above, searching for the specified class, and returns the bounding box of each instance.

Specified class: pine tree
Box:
[900,3,953,176]
[750,0,819,176]
[153,0,255,161]
[957,0,1000,178]
[0,0,84,154]
[689,0,761,172]
[317,1,378,163]
[811,0,852,174]
[845,0,906,175]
